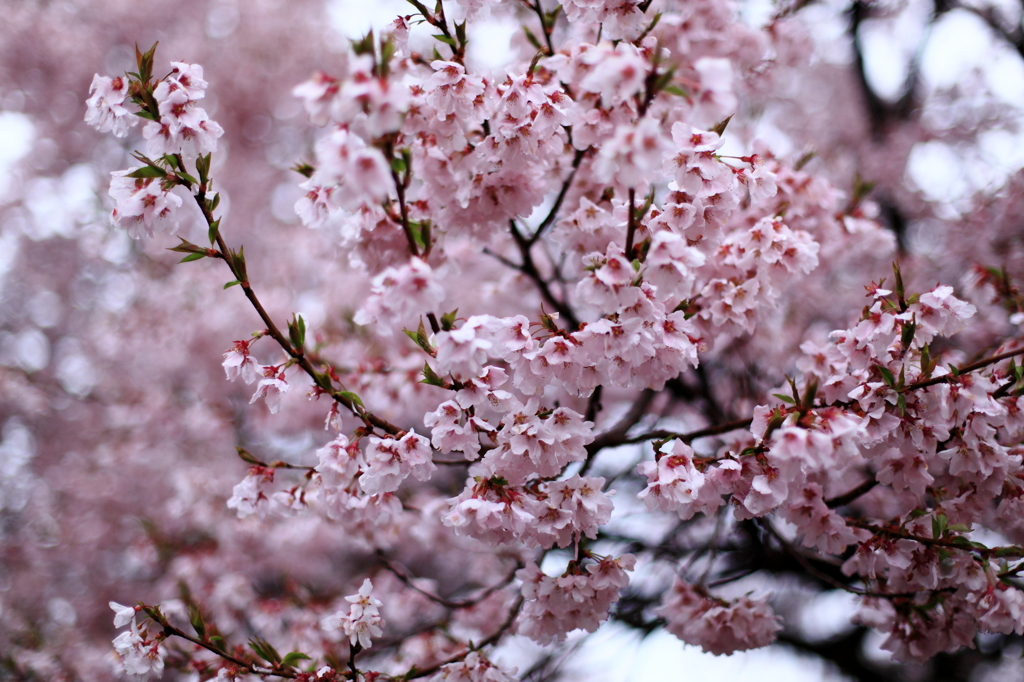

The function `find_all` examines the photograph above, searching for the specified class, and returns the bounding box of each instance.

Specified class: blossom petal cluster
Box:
[516,555,635,644]
[655,579,781,655]
[322,578,385,649]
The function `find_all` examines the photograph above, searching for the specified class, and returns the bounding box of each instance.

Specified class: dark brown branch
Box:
[846,519,1024,558]
[900,345,1024,392]
[527,0,555,55]
[585,389,657,457]
[529,147,588,246]
[625,188,637,259]
[404,596,525,679]
[160,623,296,679]
[509,220,581,330]
[391,162,419,257]
[377,553,520,610]
[619,417,753,447]
[755,519,879,597]
[826,478,878,509]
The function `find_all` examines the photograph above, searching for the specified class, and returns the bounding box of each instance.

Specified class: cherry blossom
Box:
[84,74,135,137]
[108,169,182,239]
[656,579,781,656]
[322,578,385,649]
[48,3,1024,680]
[516,555,635,644]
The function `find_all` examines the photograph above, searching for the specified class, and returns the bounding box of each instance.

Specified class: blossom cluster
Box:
[73,0,1024,678]
[109,602,165,677]
[322,579,386,649]
[516,555,635,645]
[655,579,781,656]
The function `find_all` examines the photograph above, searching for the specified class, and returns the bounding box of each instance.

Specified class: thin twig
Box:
[624,188,637,259]
[509,219,581,330]
[899,345,1024,392]
[826,478,877,509]
[529,147,587,246]
[192,191,402,437]
[404,596,525,679]
[378,553,520,610]
[620,417,753,447]
[160,623,295,679]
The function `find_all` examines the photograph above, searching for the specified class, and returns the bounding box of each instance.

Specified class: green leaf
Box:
[802,377,818,409]
[281,652,312,669]
[932,513,947,539]
[208,218,221,245]
[920,344,933,378]
[900,318,916,349]
[637,11,661,40]
[288,314,307,350]
[418,219,432,253]
[876,364,895,387]
[176,170,198,186]
[352,30,376,56]
[380,37,396,70]
[127,165,166,179]
[195,153,210,183]
[794,150,816,171]
[291,162,315,178]
[433,33,457,48]
[455,20,467,47]
[233,245,248,282]
[948,363,960,377]
[772,393,795,405]
[712,115,733,137]
[133,110,159,121]
[390,155,407,174]
[168,237,201,254]
[440,309,459,332]
[409,220,426,251]
[236,447,263,465]
[248,637,282,664]
[421,362,445,387]
[852,173,876,203]
[650,68,677,98]
[162,154,182,171]
[403,321,434,354]
[662,84,688,97]
[522,26,543,51]
[892,261,905,302]
[188,603,207,640]
[179,252,206,263]
[136,42,159,83]
[339,391,364,408]
[223,280,241,289]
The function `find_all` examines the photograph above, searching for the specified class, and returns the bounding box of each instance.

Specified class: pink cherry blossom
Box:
[84,74,135,137]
